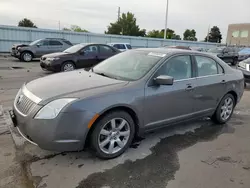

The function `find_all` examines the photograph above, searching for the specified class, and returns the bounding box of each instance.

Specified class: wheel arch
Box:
[85,105,141,147]
[227,90,238,105]
[21,50,34,58]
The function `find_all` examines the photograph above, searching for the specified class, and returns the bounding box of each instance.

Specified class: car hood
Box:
[25,70,128,102]
[12,44,29,49]
[42,52,70,58]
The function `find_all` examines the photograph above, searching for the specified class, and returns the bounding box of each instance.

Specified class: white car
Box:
[107,43,132,52]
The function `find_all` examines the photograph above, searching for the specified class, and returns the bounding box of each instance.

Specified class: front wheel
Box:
[61,61,75,72]
[90,111,135,159]
[21,52,33,62]
[212,94,235,124]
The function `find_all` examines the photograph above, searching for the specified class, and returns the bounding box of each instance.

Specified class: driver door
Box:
[35,40,50,57]
[77,45,99,68]
[144,55,197,130]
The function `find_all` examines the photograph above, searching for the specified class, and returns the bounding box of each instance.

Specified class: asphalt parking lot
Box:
[1,57,250,188]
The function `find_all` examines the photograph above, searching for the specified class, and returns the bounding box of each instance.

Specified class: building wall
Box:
[0,25,218,52]
[227,23,250,46]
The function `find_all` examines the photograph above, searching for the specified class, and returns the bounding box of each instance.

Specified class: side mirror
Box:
[79,51,85,55]
[36,44,41,47]
[154,75,174,85]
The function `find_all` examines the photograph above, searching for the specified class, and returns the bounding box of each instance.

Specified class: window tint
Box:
[114,44,126,50]
[195,56,218,76]
[62,40,72,45]
[126,44,132,49]
[83,45,98,53]
[38,40,49,46]
[157,56,192,81]
[49,40,63,46]
[100,45,114,53]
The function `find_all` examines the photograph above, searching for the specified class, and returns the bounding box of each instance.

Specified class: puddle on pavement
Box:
[0,66,24,70]
[76,121,235,188]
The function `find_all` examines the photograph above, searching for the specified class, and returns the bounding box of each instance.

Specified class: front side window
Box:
[37,40,49,46]
[157,55,192,81]
[93,51,163,81]
[49,40,63,46]
[83,45,98,53]
[195,56,218,77]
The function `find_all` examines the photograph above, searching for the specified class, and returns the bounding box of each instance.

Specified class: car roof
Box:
[108,43,130,45]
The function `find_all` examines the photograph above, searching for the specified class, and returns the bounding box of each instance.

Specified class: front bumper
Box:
[11,104,95,152]
[10,49,20,58]
[40,60,61,72]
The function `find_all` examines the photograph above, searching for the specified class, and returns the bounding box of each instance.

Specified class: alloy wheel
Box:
[220,97,233,121]
[63,64,74,71]
[23,53,32,62]
[98,118,131,154]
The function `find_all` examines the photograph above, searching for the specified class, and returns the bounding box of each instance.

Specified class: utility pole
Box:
[58,21,61,30]
[118,7,120,21]
[164,0,169,39]
[206,25,210,43]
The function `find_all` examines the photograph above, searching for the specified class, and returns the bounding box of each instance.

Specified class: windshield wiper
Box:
[94,72,117,79]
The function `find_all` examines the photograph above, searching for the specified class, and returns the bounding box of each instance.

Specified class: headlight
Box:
[47,57,60,61]
[246,64,250,71]
[34,98,77,119]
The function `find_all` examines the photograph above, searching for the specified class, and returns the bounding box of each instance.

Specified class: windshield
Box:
[29,39,42,46]
[208,48,224,53]
[239,48,250,55]
[64,44,85,53]
[93,50,163,81]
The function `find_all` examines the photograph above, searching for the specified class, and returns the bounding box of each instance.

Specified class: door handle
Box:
[185,85,193,91]
[221,80,226,84]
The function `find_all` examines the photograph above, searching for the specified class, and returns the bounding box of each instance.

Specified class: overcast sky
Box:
[0,0,250,41]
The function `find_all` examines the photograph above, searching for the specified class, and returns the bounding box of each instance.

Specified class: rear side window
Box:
[49,40,63,46]
[62,40,72,45]
[195,56,218,76]
[114,44,126,50]
[100,45,114,53]
[126,44,132,49]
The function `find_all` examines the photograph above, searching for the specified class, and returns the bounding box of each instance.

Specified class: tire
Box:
[212,93,235,124]
[61,61,75,72]
[231,57,238,66]
[21,52,33,62]
[90,111,135,159]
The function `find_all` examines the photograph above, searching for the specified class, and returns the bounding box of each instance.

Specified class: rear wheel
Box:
[212,94,235,124]
[21,52,33,62]
[90,111,135,159]
[61,61,75,72]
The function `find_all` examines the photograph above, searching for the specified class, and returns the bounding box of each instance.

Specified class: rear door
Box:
[98,45,117,62]
[193,55,226,115]
[48,40,63,53]
[76,45,99,68]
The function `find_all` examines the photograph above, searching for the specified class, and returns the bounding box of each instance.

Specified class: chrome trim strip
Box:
[55,140,80,143]
[22,85,42,104]
[17,127,38,146]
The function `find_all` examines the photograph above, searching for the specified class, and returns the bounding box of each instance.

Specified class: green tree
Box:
[147,29,181,40]
[205,26,222,43]
[18,18,37,28]
[62,25,88,32]
[105,12,146,37]
[183,29,197,41]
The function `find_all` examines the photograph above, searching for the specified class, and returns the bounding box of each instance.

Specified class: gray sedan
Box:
[11,48,244,159]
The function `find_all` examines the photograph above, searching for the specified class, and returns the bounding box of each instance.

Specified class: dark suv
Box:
[208,47,239,65]
[11,38,72,62]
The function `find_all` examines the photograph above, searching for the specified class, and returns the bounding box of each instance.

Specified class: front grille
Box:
[15,93,37,115]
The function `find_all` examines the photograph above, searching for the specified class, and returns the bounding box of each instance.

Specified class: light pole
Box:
[164,0,169,39]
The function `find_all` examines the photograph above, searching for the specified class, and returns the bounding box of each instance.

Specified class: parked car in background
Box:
[11,38,73,62]
[237,58,250,85]
[238,48,250,61]
[40,43,120,72]
[12,48,244,159]
[163,46,191,50]
[208,47,239,65]
[107,43,132,51]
